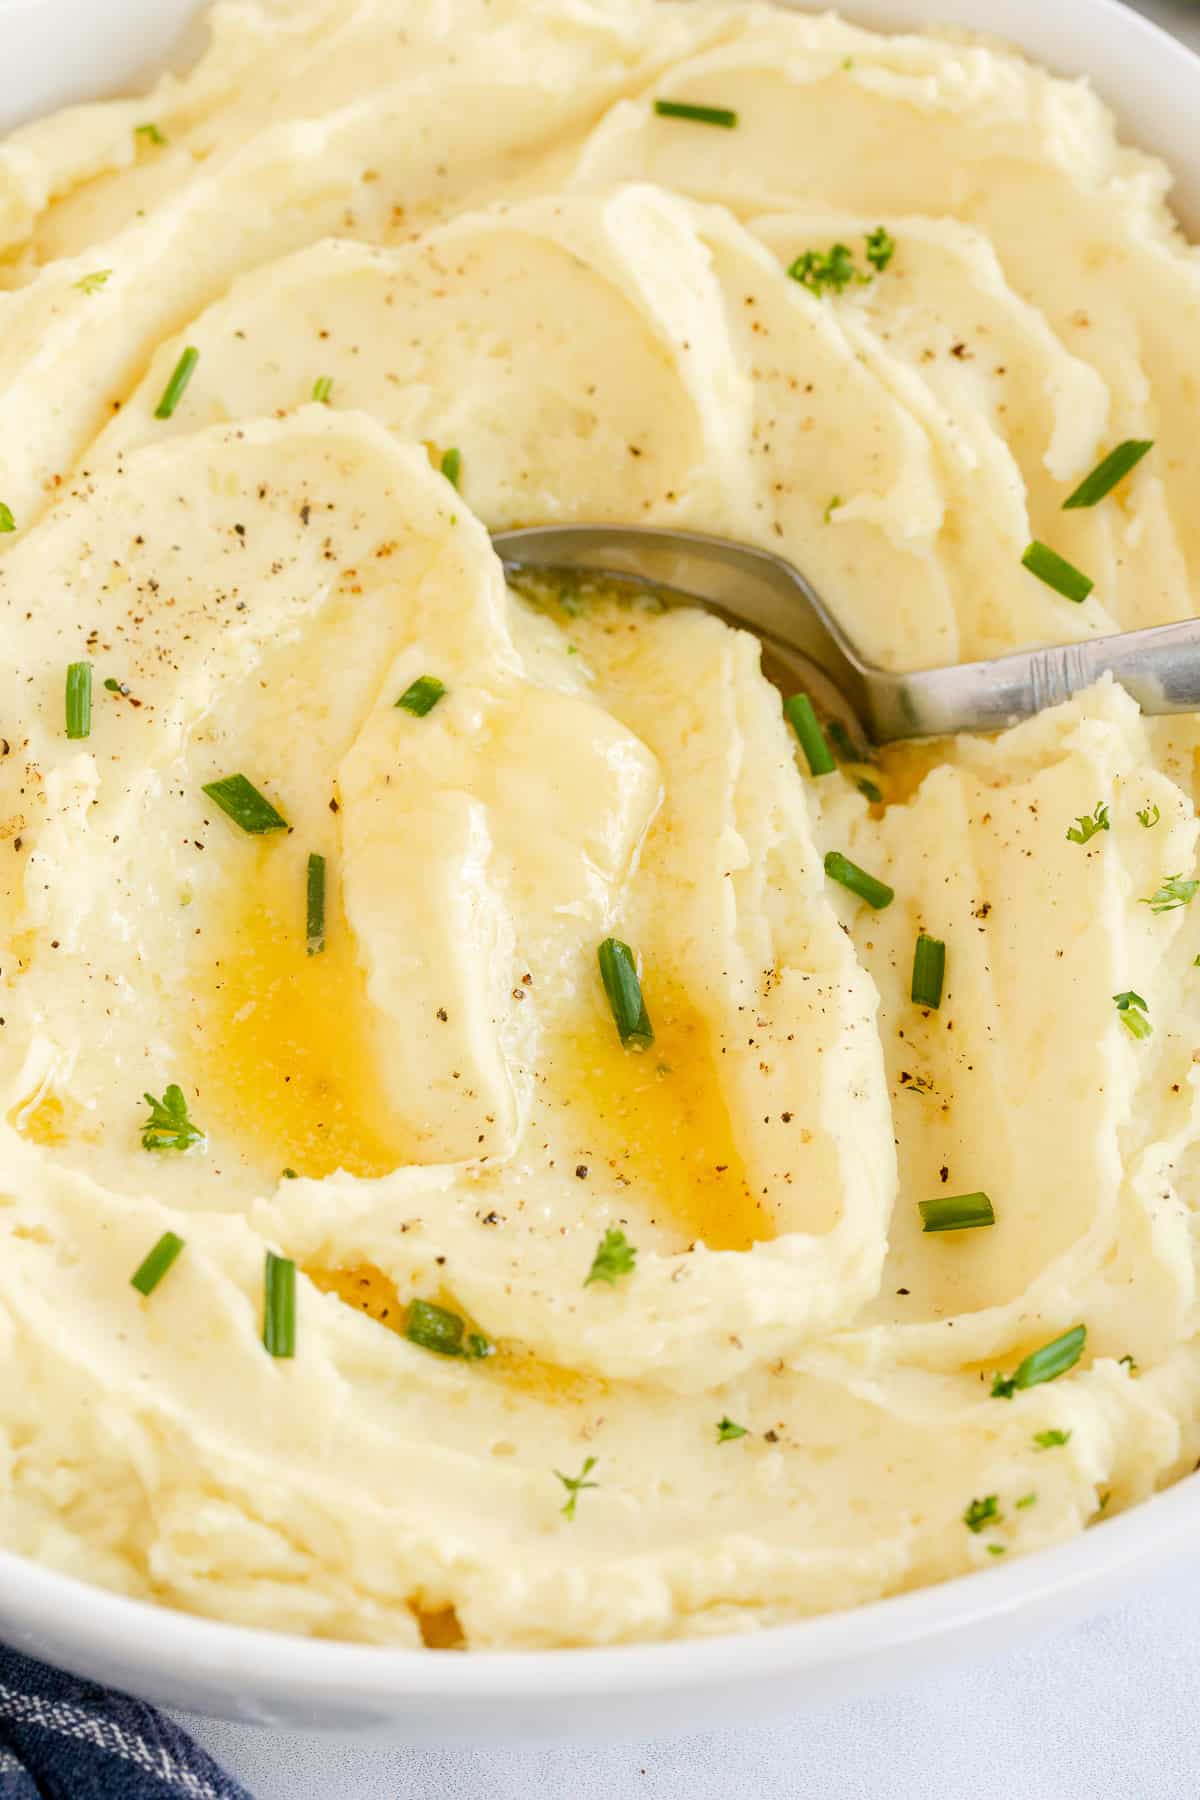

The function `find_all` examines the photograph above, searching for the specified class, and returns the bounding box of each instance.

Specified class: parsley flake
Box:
[715,1416,748,1444]
[1033,1429,1071,1450]
[584,1227,637,1288]
[1066,801,1109,845]
[1141,874,1199,913]
[141,1084,204,1152]
[963,1494,1000,1533]
[864,225,895,272]
[555,1455,598,1520]
[1136,803,1161,829]
[75,270,112,295]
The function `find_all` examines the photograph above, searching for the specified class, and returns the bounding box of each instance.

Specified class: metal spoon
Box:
[493,524,1200,746]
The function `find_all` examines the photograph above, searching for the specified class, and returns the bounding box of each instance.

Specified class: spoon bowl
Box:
[494,524,1200,744]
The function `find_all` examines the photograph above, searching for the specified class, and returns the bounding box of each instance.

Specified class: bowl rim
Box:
[2,1471,1197,1699]
[4,0,1200,1710]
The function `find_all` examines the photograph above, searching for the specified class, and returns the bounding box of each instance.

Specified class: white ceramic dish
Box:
[1,0,1199,1744]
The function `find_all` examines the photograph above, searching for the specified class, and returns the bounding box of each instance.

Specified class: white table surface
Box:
[172,2,1200,1793]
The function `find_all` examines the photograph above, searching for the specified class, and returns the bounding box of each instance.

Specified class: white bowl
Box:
[2,0,1199,1743]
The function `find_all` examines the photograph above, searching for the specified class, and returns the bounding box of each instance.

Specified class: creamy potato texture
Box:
[1,0,1200,1649]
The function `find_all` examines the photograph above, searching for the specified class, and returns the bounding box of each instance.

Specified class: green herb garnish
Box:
[856,777,883,804]
[824,494,842,524]
[1136,803,1160,829]
[1113,990,1151,1038]
[783,692,835,777]
[130,1231,186,1296]
[963,1495,1000,1533]
[1119,1353,1137,1373]
[1015,1492,1037,1509]
[918,1191,994,1233]
[312,375,333,404]
[991,1325,1086,1398]
[154,346,199,420]
[715,1416,748,1443]
[653,98,738,128]
[911,932,945,1008]
[1021,541,1094,604]
[136,122,166,145]
[0,502,13,532]
[824,850,894,910]
[1066,801,1109,844]
[597,937,653,1049]
[65,661,92,740]
[864,225,895,272]
[202,773,288,834]
[404,1298,493,1360]
[555,1455,598,1520]
[1063,440,1153,510]
[263,1251,296,1358]
[987,1543,1007,1556]
[306,852,326,956]
[395,675,446,717]
[440,448,461,488]
[1033,1429,1071,1450]
[141,1084,204,1152]
[584,1227,637,1288]
[75,270,111,295]
[1141,874,1199,913]
[788,242,865,295]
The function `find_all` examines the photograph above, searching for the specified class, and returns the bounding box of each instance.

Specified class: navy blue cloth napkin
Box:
[0,1644,250,1799]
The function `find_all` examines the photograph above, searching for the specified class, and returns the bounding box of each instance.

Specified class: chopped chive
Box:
[1113,989,1151,1038]
[0,502,13,532]
[856,776,883,804]
[826,718,874,764]
[75,269,111,295]
[715,1416,748,1443]
[911,932,946,1008]
[1015,1492,1037,1509]
[824,850,894,910]
[65,661,92,740]
[395,675,446,717]
[136,122,166,145]
[1063,439,1153,510]
[103,677,126,693]
[991,1324,1086,1398]
[154,345,199,420]
[654,98,738,128]
[306,852,326,955]
[918,1190,993,1233]
[405,1297,467,1356]
[789,243,864,295]
[311,375,333,404]
[130,1230,185,1296]
[263,1251,296,1357]
[1021,540,1094,604]
[1033,1428,1071,1450]
[986,1543,1007,1556]
[824,494,842,524]
[1136,803,1160,829]
[1119,1352,1137,1373]
[440,447,461,488]
[597,937,654,1049]
[202,773,288,834]
[784,693,835,776]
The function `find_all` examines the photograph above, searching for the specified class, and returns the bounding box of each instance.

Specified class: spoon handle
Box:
[870,619,1200,742]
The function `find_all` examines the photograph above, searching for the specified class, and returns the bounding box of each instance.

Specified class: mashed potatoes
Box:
[1,0,1199,1649]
